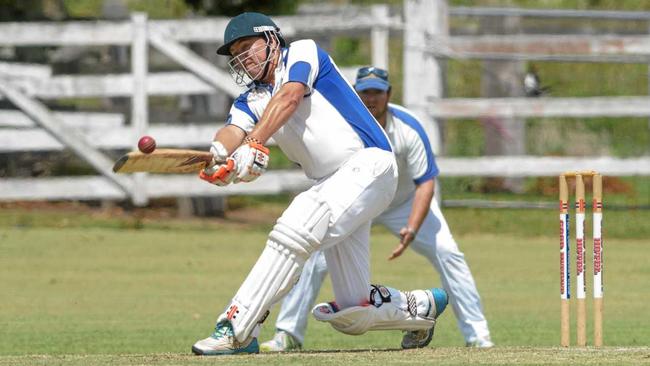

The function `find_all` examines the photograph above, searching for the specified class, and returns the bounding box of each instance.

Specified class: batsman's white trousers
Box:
[274,194,491,344]
[219,148,398,341]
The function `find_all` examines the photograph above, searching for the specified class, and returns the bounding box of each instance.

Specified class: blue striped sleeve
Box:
[232,91,258,124]
[389,105,439,184]
[288,61,312,86]
[312,46,392,152]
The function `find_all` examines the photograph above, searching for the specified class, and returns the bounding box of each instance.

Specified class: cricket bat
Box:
[112,148,213,174]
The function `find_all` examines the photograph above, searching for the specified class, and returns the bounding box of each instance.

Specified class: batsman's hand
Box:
[199,140,234,186]
[199,159,236,186]
[210,140,229,164]
[230,141,270,183]
[388,226,417,260]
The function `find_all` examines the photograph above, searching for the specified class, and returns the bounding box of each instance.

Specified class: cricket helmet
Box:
[217,12,286,56]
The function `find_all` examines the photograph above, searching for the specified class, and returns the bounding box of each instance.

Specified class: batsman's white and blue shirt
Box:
[384,104,439,209]
[226,39,392,180]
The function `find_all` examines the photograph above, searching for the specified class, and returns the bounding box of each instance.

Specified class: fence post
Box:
[371,4,389,70]
[131,12,148,206]
[403,0,446,156]
[403,0,447,203]
[479,14,526,193]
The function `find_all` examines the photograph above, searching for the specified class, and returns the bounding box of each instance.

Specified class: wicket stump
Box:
[559,171,603,347]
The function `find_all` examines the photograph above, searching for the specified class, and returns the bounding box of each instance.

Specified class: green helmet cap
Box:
[217,12,286,56]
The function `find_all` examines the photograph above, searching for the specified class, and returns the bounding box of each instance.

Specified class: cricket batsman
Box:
[190,12,448,355]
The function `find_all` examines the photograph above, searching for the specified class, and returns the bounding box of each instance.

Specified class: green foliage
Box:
[267,146,297,169]
[0,0,66,21]
[125,0,189,19]
[450,0,650,9]
[348,0,650,9]
[443,60,650,159]
[531,62,647,97]
[523,117,650,158]
[387,38,404,104]
[580,118,648,157]
[447,60,483,98]
[227,193,294,211]
[441,120,486,156]
[184,0,299,16]
[330,37,370,66]
[64,0,190,19]
[62,0,103,18]
[7,0,301,20]
[439,176,650,207]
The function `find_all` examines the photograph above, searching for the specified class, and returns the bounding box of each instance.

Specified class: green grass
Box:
[1,206,649,364]
[2,347,650,366]
[2,201,649,238]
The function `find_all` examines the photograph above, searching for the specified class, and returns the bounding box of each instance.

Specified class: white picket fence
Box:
[0,0,649,205]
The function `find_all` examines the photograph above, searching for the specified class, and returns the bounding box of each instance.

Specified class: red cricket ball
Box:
[138,135,156,154]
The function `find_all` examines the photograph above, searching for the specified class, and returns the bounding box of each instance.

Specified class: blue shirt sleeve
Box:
[390,105,439,184]
[281,40,319,95]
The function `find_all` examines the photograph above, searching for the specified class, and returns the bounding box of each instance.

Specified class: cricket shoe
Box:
[401,288,448,349]
[260,330,302,352]
[466,336,494,348]
[191,320,259,355]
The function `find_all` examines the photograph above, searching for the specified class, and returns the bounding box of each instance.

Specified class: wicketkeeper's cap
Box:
[354,66,391,92]
[217,12,286,56]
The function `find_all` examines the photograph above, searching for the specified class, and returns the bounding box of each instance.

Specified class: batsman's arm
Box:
[203,82,304,184]
[246,82,308,145]
[213,124,247,155]
[388,179,435,260]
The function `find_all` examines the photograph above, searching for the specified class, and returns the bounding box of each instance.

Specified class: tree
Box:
[184,0,299,16]
[0,0,67,21]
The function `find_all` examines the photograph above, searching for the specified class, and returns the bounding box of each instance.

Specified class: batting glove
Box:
[210,140,229,164]
[230,141,270,183]
[199,159,236,186]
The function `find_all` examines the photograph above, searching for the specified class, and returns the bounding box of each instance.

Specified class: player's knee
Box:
[268,191,332,260]
[436,238,464,260]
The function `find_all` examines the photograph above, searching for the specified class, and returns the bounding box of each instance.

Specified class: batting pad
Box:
[312,288,435,335]
[219,191,332,342]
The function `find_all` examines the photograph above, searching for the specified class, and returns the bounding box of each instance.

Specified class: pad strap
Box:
[369,284,392,307]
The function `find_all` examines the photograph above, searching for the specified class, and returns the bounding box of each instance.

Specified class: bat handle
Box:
[206,154,219,168]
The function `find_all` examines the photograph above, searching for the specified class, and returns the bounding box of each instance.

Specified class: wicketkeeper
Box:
[191,12,448,355]
[260,67,493,351]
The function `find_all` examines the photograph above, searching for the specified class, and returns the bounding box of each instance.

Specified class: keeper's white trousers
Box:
[274,195,491,344]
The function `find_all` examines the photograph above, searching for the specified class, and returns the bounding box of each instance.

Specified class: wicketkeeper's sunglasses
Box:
[356,66,389,81]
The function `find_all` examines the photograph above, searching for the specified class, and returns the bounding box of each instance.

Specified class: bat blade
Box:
[112,148,213,174]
